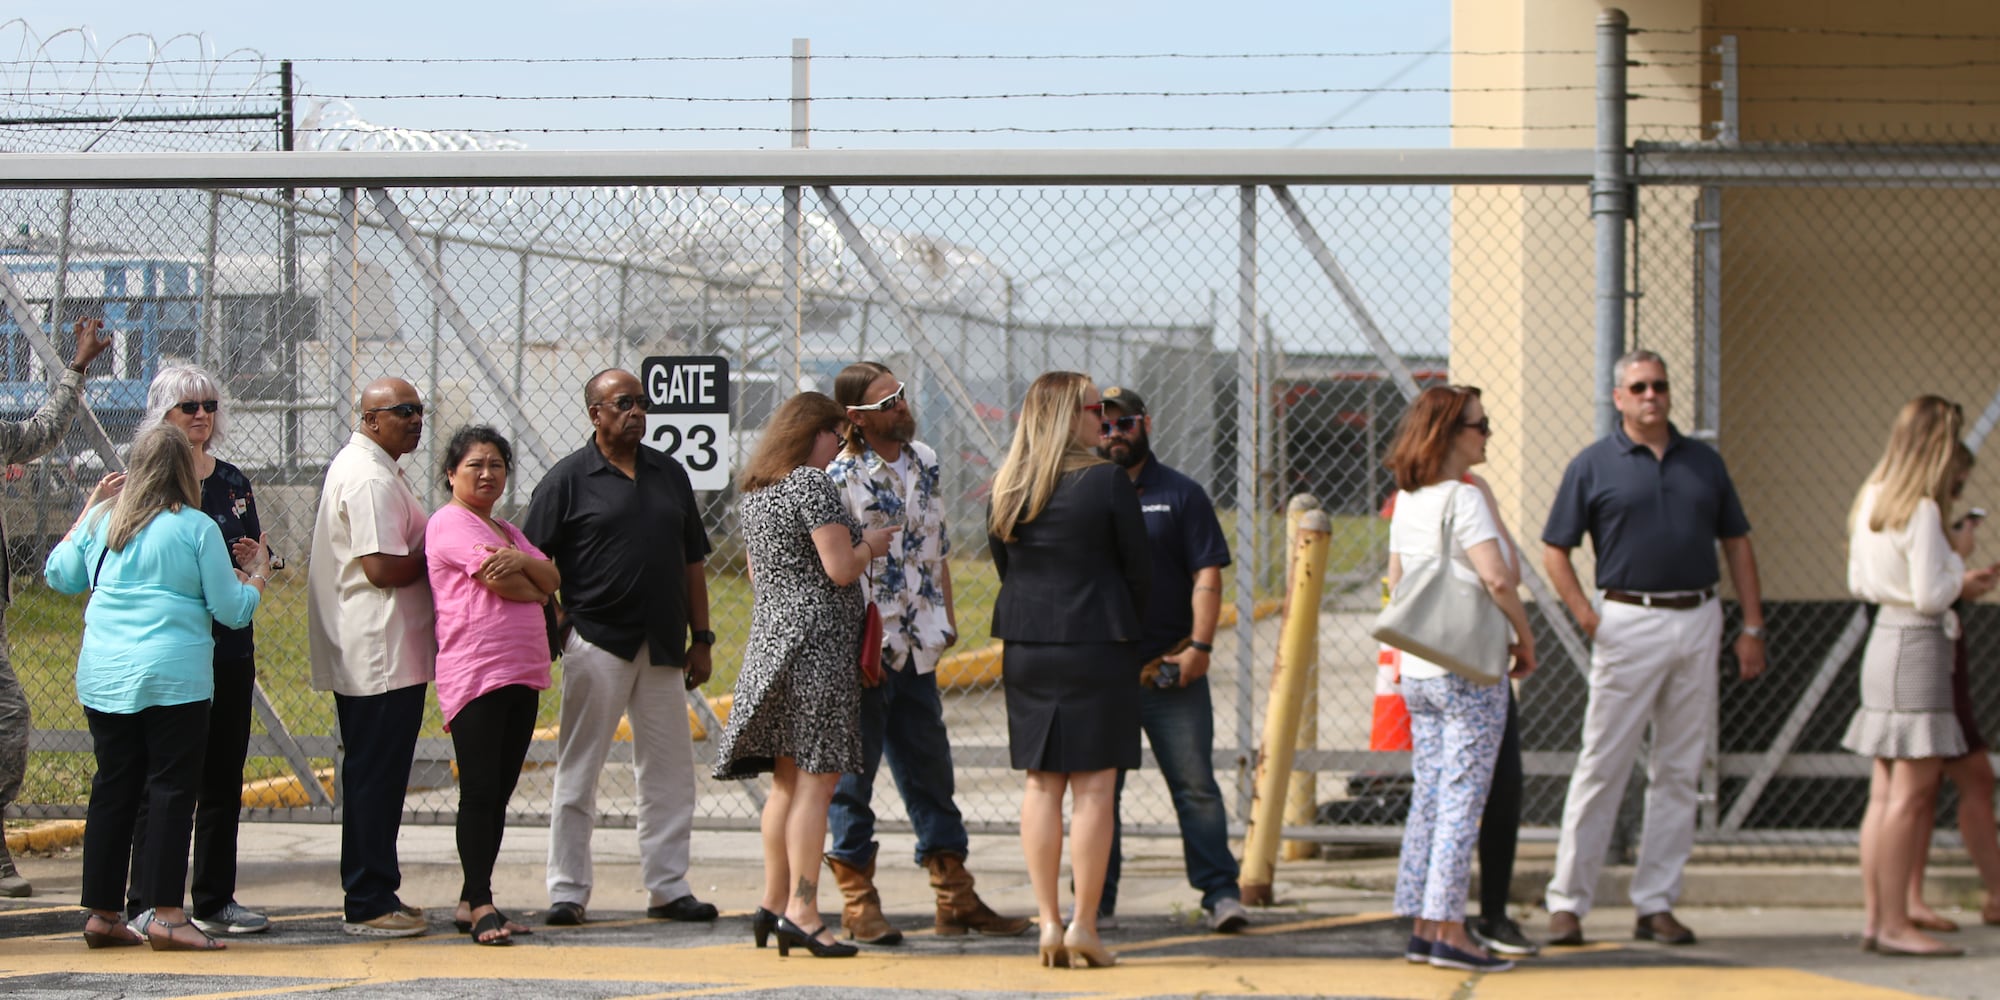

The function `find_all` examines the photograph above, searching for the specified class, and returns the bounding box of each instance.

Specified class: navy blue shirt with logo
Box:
[202,457,260,660]
[1130,459,1232,661]
[1541,422,1751,593]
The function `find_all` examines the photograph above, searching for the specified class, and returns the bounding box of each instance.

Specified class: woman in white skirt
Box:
[1845,396,1999,957]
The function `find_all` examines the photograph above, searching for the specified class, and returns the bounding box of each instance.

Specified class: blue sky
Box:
[1,2,1451,150]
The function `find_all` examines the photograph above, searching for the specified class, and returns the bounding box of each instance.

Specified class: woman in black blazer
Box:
[988,371,1149,969]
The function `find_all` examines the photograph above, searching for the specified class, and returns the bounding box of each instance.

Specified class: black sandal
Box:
[457,908,533,936]
[471,910,513,947]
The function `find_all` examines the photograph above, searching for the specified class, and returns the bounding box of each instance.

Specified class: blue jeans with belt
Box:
[1104,675,1241,914]
[827,657,971,868]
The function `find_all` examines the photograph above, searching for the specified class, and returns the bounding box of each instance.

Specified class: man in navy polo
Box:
[1540,349,1768,948]
[1093,386,1249,934]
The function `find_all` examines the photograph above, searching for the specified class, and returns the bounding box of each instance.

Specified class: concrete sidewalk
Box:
[9,820,2000,998]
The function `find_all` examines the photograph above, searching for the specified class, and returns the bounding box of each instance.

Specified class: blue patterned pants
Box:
[1394,674,1509,922]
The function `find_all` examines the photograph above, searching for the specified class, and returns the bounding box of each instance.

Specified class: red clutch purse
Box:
[858,601,884,686]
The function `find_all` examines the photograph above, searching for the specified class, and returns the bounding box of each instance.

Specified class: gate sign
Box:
[641,355,731,491]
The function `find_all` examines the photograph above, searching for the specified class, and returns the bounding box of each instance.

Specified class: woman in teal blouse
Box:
[45,424,270,951]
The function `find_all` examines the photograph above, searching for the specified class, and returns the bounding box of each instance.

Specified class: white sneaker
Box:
[1206,897,1250,933]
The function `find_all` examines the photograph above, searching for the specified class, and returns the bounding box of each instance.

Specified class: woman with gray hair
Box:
[122,367,273,937]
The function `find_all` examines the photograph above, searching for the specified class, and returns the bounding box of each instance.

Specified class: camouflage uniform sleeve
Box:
[0,368,84,466]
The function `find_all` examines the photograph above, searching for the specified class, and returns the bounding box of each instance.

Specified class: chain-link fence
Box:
[0,139,1994,861]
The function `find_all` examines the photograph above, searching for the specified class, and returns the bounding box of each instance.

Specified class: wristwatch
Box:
[1189,640,1214,654]
[690,629,716,646]
[1741,625,1766,640]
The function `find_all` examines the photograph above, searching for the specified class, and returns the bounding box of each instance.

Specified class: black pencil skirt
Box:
[1002,639,1142,772]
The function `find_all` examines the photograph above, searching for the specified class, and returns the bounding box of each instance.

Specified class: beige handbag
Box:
[1369,484,1510,685]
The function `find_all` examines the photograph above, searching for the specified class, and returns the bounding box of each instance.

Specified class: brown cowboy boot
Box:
[826,855,903,945]
[922,852,1030,937]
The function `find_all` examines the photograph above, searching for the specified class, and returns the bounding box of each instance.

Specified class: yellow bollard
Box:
[1240,508,1331,905]
[1281,494,1322,861]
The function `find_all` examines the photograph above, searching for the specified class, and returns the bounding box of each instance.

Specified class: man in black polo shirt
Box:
[524,368,718,927]
[1092,386,1249,934]
[1540,349,1768,948]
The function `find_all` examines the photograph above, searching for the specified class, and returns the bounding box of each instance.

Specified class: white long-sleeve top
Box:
[1848,483,1963,616]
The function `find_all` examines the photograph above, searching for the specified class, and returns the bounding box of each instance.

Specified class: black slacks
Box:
[1478,693,1524,919]
[128,653,256,917]
[448,684,539,908]
[83,700,209,914]
[335,684,426,922]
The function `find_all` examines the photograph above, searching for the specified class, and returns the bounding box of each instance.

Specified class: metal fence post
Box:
[1593,7,1630,438]
[1232,185,1260,819]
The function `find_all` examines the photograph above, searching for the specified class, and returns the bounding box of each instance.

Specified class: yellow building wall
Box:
[1450,0,1704,587]
[1454,0,2000,600]
[1714,1,2000,598]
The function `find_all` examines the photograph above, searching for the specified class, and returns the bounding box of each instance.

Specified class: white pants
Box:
[1545,597,1723,918]
[546,633,697,908]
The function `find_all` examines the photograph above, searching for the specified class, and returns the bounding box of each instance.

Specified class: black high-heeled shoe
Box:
[773,915,858,958]
[752,907,779,948]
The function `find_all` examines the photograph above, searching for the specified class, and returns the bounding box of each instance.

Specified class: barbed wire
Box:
[4,84,1588,104]
[1702,25,2000,42]
[2,121,1604,138]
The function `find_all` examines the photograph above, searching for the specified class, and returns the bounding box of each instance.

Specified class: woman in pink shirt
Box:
[427,425,560,946]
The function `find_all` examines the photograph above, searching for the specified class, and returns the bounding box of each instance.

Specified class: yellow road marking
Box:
[0,923,1946,999]
[1112,910,1396,953]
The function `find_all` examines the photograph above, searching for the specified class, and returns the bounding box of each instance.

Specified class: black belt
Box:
[1604,587,1715,610]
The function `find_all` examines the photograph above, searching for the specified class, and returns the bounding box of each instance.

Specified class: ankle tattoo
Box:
[793,876,817,906]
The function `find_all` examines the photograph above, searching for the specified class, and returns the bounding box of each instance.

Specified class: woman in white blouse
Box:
[1844,396,2000,957]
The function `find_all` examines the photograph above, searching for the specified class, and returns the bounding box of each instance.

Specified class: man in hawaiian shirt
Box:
[824,362,1030,945]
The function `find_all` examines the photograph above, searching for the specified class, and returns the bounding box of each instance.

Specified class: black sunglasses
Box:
[848,383,907,413]
[175,399,219,415]
[1461,417,1492,435]
[1100,414,1143,436]
[366,402,425,419]
[1625,379,1670,395]
[592,394,646,413]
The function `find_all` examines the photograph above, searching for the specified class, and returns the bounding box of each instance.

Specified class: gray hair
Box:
[136,365,228,449]
[1613,349,1668,385]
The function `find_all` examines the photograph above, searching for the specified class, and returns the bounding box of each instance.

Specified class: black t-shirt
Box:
[523,438,712,665]
[201,457,259,659]
[1131,459,1232,662]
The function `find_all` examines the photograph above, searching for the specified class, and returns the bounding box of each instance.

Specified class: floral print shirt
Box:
[827,439,954,674]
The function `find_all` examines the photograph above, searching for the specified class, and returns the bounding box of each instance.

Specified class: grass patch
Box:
[7,507,1377,808]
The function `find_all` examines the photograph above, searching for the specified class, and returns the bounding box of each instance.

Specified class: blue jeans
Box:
[827,659,971,868]
[1104,675,1240,913]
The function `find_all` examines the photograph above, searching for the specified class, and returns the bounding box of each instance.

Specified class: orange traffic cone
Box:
[1370,645,1412,751]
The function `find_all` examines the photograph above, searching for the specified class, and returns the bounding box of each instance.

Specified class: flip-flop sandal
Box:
[457,910,534,936]
[472,911,513,947]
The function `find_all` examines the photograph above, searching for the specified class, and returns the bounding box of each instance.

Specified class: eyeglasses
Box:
[592,394,646,413]
[848,383,907,413]
[1460,417,1492,435]
[1081,402,1105,415]
[175,399,219,415]
[1625,380,1670,396]
[366,402,425,419]
[1100,414,1143,436]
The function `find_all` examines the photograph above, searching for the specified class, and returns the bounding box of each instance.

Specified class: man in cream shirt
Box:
[308,377,436,938]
